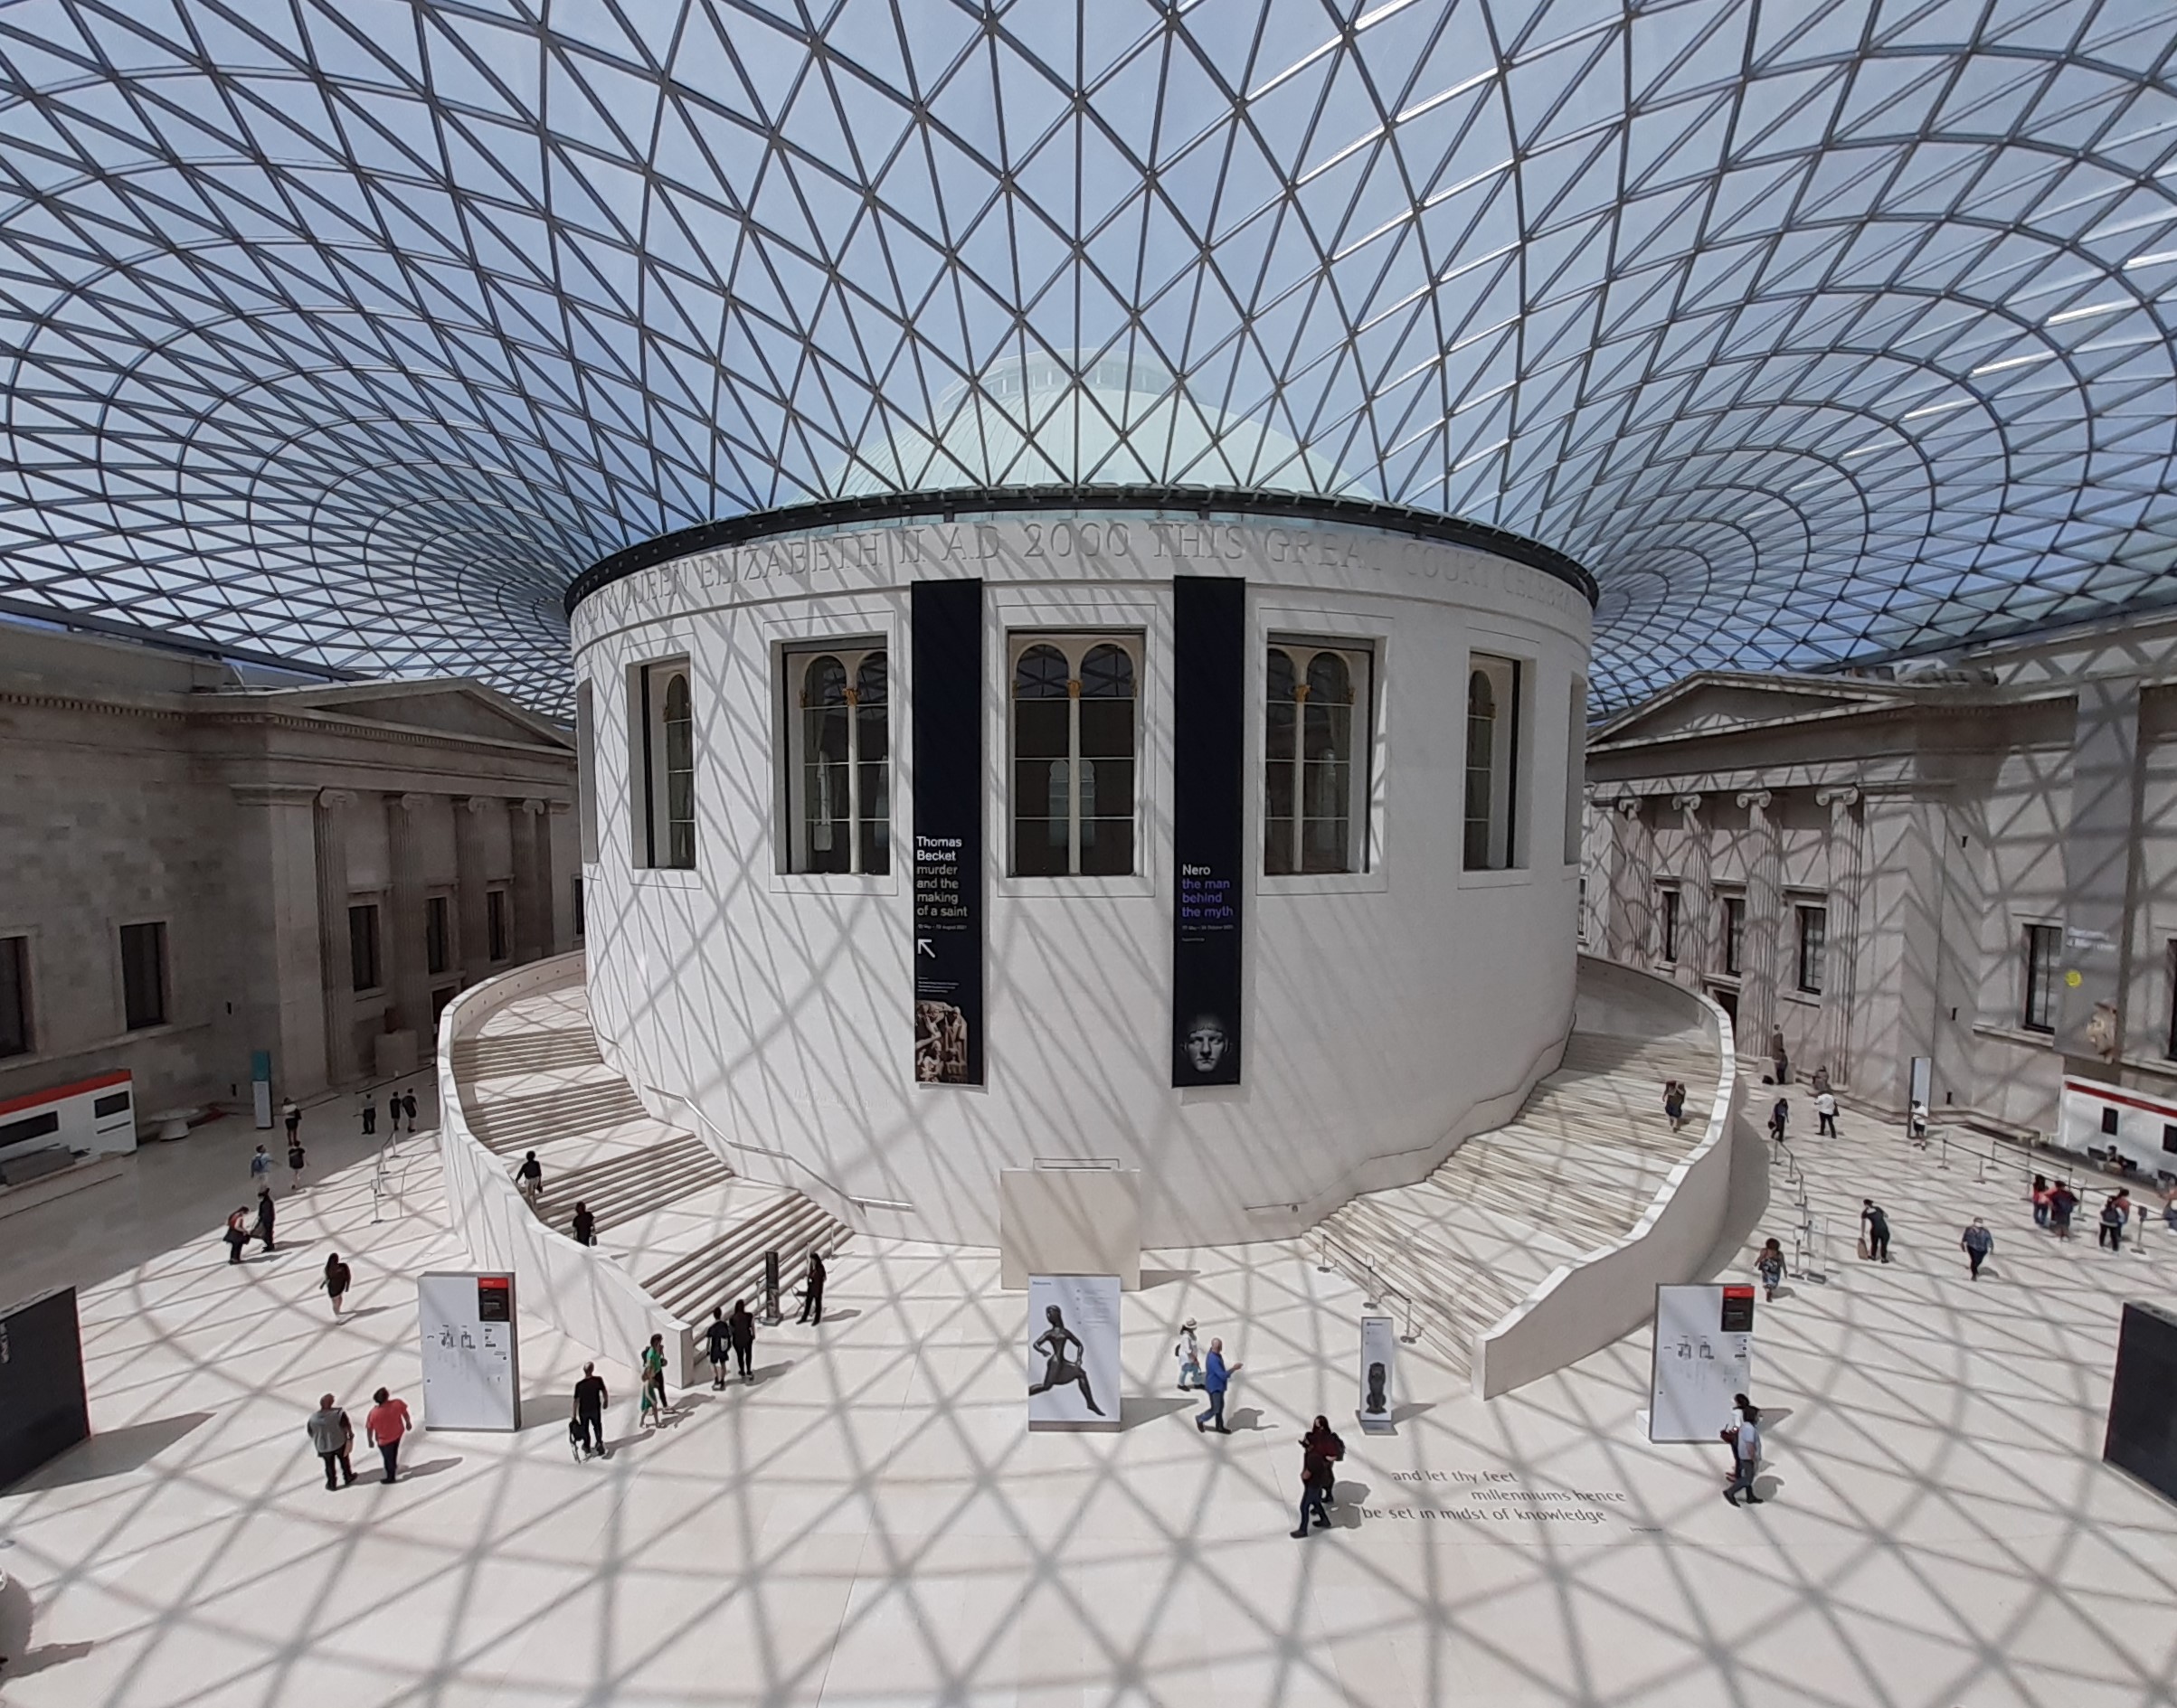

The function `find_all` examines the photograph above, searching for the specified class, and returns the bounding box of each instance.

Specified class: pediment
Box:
[271,681,573,748]
[1593,675,1906,749]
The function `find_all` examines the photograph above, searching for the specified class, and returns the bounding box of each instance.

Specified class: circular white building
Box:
[568,480,1595,1249]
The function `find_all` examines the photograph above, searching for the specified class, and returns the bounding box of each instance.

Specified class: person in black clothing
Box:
[1860,1198,1891,1263]
[728,1298,755,1382]
[516,1151,544,1205]
[705,1307,733,1389]
[402,1088,419,1129]
[797,1251,826,1325]
[223,1206,250,1264]
[254,1186,277,1254]
[1302,1416,1345,1511]
[573,1361,609,1458]
[571,1202,596,1246]
[360,1091,376,1137]
[1292,1416,1339,1537]
[324,1252,352,1316]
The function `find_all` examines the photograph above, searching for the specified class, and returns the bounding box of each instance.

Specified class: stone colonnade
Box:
[1592,781,1868,1085]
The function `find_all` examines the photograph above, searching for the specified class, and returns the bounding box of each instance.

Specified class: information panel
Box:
[1358,1313,1397,1435]
[912,577,984,1086]
[1648,1283,1755,1443]
[1026,1274,1122,1432]
[1170,574,1245,1088]
[0,1288,90,1488]
[417,1271,521,1431]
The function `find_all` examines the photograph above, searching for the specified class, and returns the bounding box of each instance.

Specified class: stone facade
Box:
[1578,614,2177,1140]
[0,624,577,1118]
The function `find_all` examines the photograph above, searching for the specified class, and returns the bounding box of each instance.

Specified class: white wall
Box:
[573,511,1594,1247]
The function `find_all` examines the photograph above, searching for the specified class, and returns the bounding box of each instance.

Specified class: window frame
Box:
[1794,902,1827,995]
[2022,921,2062,1033]
[575,676,599,865]
[486,888,510,965]
[1721,894,1746,977]
[1659,885,1681,964]
[1262,635,1375,878]
[781,638,891,876]
[1462,651,1527,873]
[348,902,383,995]
[425,893,452,977]
[0,933,32,1058]
[1006,629,1144,880]
[1562,675,1586,866]
[118,919,168,1032]
[632,656,696,871]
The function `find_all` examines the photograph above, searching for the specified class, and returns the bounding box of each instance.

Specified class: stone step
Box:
[645,1194,850,1325]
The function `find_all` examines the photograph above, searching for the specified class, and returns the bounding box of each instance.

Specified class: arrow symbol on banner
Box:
[915,937,933,957]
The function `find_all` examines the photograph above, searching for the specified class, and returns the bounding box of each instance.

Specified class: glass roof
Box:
[2,1,2174,715]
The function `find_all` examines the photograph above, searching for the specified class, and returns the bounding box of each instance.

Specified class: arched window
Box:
[638,658,696,870]
[1012,634,1140,876]
[1464,655,1522,871]
[785,642,888,874]
[1264,640,1370,874]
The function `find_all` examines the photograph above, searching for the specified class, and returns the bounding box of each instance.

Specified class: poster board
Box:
[912,578,985,1085]
[418,1271,521,1431]
[1026,1274,1122,1431]
[1170,575,1246,1087]
[1358,1314,1397,1434]
[1647,1283,1754,1443]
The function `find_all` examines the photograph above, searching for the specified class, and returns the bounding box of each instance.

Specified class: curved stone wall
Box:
[572,503,1593,1246]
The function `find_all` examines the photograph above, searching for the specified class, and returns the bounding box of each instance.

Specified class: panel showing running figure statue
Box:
[1026,1274,1122,1432]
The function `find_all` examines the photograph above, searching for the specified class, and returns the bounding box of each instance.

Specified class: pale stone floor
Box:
[1,1099,2173,1707]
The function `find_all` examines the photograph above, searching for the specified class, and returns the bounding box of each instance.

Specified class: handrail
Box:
[1314,1230,1421,1345]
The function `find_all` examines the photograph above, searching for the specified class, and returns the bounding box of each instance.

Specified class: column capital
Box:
[317,788,357,809]
[1671,791,1703,816]
[1614,795,1646,819]
[386,790,431,812]
[1815,784,1860,811]
[512,797,546,816]
[459,794,494,816]
[1735,788,1773,812]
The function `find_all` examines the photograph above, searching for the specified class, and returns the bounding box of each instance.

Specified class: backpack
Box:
[1322,1430,1345,1462]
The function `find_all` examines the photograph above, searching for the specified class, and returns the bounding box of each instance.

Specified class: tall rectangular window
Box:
[1722,896,1746,976]
[487,890,509,963]
[348,904,382,993]
[119,920,166,1030]
[0,935,30,1057]
[1264,639,1371,874]
[1463,654,1523,871]
[783,643,889,874]
[2167,940,2177,1059]
[1660,888,1681,962]
[1563,675,1586,865]
[573,875,585,940]
[575,677,599,864]
[1795,904,1827,994]
[637,658,696,869]
[425,895,451,976]
[1010,634,1140,877]
[2023,923,2061,1032]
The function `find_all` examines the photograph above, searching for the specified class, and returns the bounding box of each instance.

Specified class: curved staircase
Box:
[449,970,849,1357]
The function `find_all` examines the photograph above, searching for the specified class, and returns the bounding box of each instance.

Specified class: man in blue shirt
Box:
[1195,1337,1242,1434]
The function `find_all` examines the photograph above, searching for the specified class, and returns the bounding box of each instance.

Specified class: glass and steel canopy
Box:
[2,1,2173,713]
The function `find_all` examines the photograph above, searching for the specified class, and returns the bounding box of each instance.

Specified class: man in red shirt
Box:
[364,1386,412,1484]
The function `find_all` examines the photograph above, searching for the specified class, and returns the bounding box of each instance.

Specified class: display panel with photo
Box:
[1026,1274,1122,1431]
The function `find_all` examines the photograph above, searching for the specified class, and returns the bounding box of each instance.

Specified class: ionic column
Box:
[509,798,545,964]
[1737,788,1781,1062]
[384,791,431,1035]
[535,802,564,955]
[1673,792,1709,990]
[1817,785,1862,1087]
[454,796,492,979]
[1605,797,1653,964]
[313,788,357,1085]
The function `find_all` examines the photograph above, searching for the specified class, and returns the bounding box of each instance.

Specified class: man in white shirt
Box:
[1724,1407,1764,1506]
[1814,1089,1839,1137]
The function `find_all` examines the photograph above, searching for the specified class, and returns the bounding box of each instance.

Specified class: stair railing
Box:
[1315,1230,1421,1345]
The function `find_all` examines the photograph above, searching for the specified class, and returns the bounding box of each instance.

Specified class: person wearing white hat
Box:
[1173,1319,1203,1391]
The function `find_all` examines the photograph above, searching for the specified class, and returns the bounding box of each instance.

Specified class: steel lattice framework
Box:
[3,1,2175,714]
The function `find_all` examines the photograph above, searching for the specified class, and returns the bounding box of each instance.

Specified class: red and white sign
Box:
[0,1070,136,1164]
[2060,1076,2177,1179]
